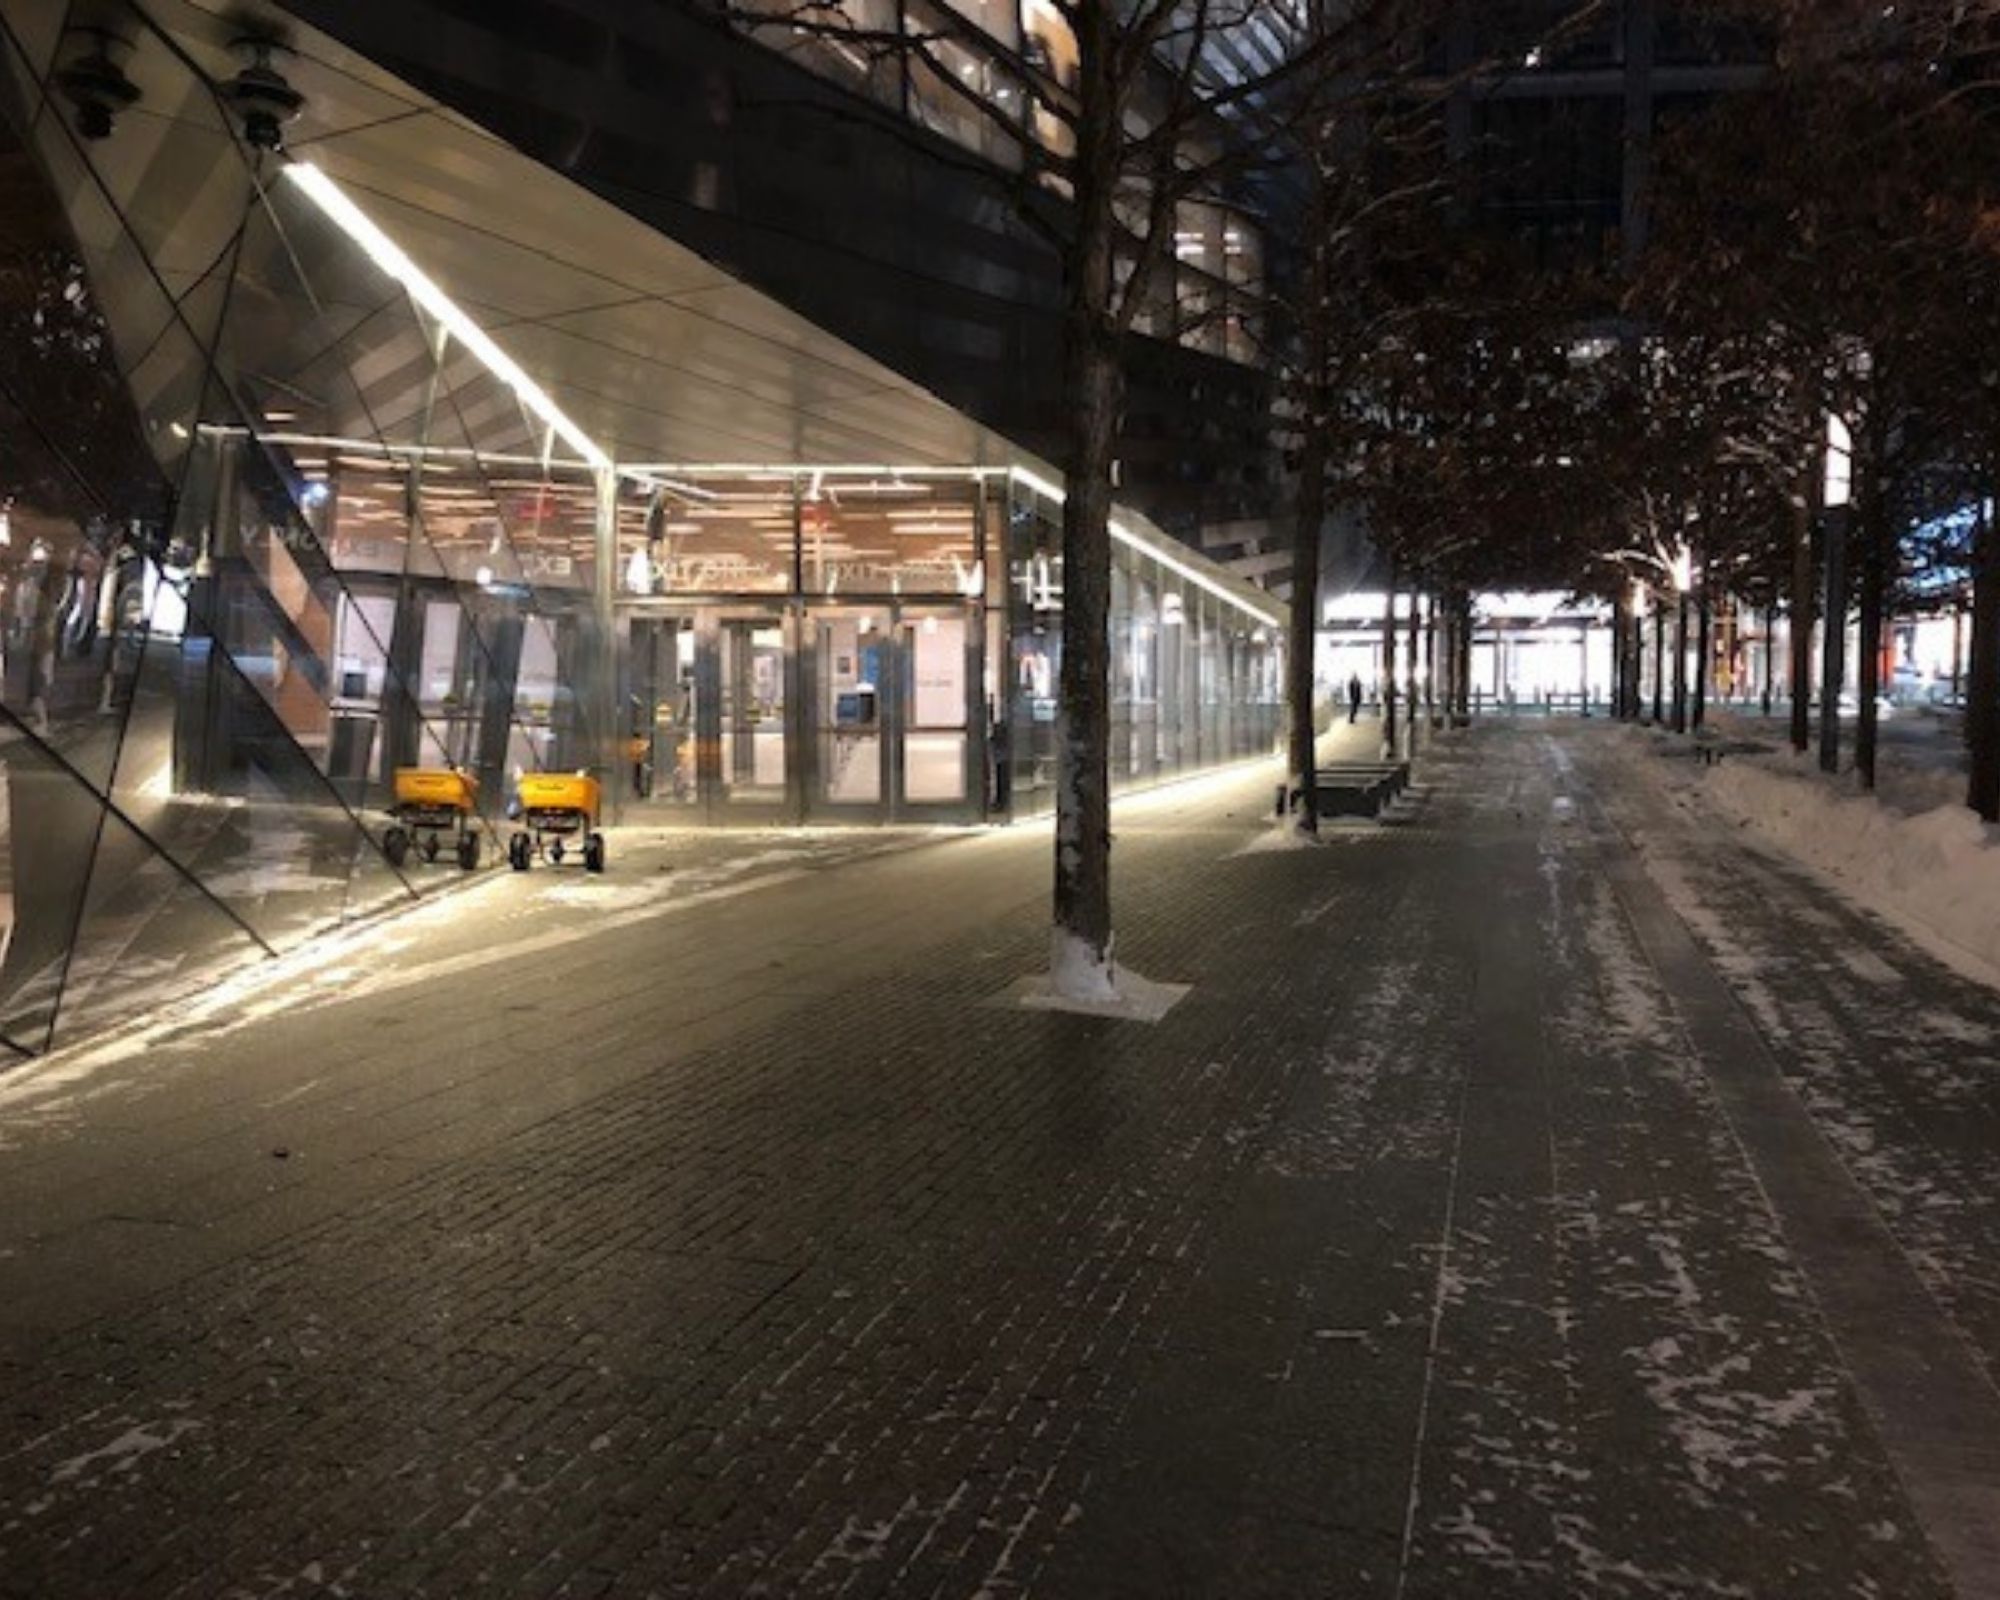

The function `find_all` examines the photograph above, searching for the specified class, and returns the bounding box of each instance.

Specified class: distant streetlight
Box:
[1824,412,1853,510]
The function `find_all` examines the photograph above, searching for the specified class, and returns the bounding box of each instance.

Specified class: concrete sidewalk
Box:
[0,721,1994,1598]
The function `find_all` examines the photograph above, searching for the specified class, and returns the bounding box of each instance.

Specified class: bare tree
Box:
[1637,30,2000,798]
[722,2,1422,996]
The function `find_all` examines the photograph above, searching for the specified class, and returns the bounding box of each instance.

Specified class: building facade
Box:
[0,0,1282,1055]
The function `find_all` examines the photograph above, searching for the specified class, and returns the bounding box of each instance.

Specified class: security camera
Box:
[54,28,141,142]
[222,36,303,152]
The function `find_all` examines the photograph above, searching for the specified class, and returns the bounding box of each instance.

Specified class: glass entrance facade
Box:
[0,4,1281,1054]
[613,468,1281,826]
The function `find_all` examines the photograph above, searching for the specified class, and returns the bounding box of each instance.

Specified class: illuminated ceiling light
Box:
[285,162,612,473]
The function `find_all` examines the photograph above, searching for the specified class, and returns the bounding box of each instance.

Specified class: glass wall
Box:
[0,11,1282,1055]
[1002,479,1283,820]
[609,469,1278,828]
[617,469,989,824]
[0,17,614,1053]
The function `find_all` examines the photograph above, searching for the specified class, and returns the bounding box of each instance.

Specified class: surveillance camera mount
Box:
[55,27,141,142]
[222,35,303,152]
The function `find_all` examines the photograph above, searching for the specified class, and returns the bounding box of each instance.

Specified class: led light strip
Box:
[285,162,612,474]
[621,464,1013,480]
[280,167,1277,629]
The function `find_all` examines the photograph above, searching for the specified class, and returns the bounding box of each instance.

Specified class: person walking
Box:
[1347,672,1364,724]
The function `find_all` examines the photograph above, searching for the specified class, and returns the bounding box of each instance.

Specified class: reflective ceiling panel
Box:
[13,0,999,471]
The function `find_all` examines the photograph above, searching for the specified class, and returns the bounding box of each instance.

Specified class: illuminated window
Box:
[733,0,903,110]
[906,0,1024,168]
[941,0,1019,48]
[1174,200,1264,364]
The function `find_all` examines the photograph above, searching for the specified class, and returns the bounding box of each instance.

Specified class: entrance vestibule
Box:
[627,601,982,824]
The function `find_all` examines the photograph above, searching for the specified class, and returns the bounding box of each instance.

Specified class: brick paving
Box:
[0,720,1994,1597]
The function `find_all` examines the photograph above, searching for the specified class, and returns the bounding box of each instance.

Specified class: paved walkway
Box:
[2,719,1998,1598]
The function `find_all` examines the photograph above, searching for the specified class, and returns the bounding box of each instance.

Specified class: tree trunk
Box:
[1456,592,1472,720]
[1405,585,1421,755]
[1692,582,1710,731]
[1284,150,1334,835]
[1761,604,1775,716]
[1631,606,1646,718]
[1381,570,1399,759]
[1854,469,1886,792]
[1968,498,2000,819]
[1050,8,1121,998]
[1424,591,1438,728]
[1651,602,1665,724]
[1819,506,1849,776]
[1442,599,1455,719]
[1457,594,1474,719]
[1625,603,1641,718]
[1608,601,1622,717]
[1789,488,1816,754]
[1615,607,1628,717]
[1286,419,1328,833]
[1671,590,1688,733]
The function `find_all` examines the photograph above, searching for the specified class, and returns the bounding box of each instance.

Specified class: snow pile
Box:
[1696,749,2000,974]
[1703,709,1967,817]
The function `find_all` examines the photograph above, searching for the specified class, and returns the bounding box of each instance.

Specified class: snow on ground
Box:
[1645,720,2000,984]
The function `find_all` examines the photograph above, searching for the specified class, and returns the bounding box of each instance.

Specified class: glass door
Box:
[717,612,789,812]
[329,588,394,804]
[898,607,974,817]
[506,614,560,781]
[629,615,699,809]
[807,608,888,818]
[412,596,476,768]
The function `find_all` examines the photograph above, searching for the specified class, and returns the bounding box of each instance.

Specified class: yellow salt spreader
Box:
[383,766,484,870]
[508,770,605,873]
